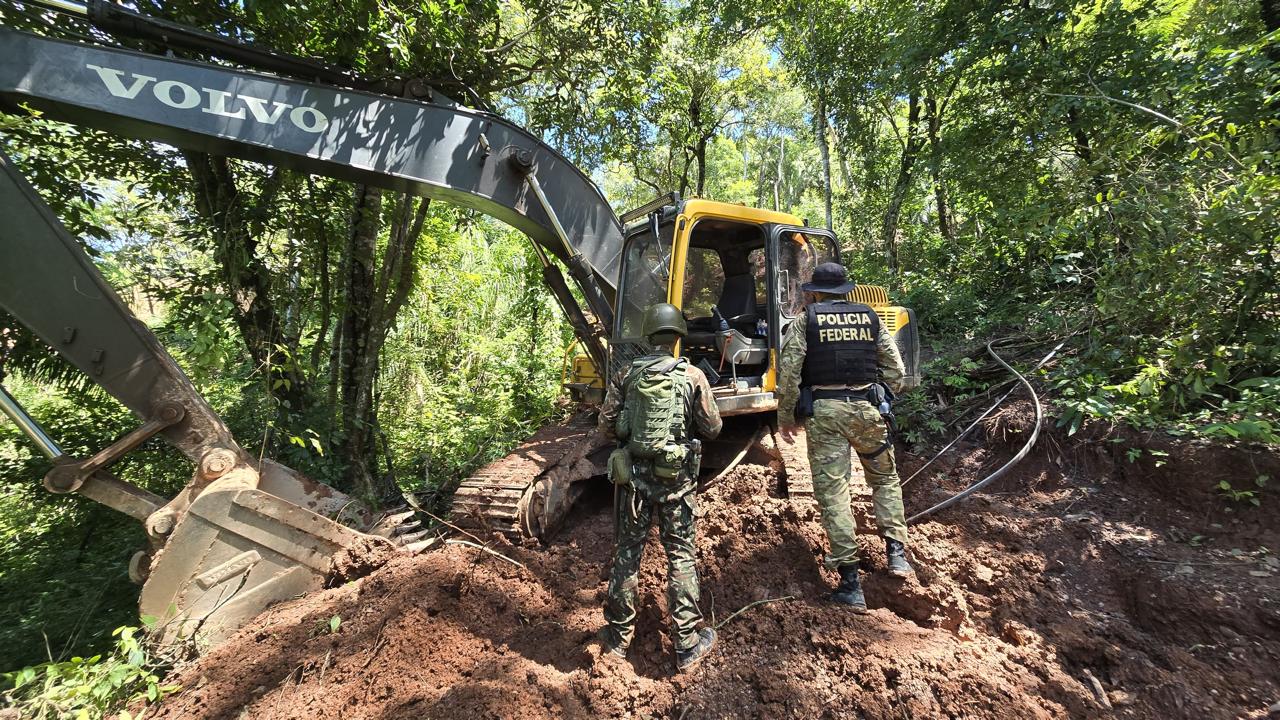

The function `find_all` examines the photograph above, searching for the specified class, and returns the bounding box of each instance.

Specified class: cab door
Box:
[766,225,841,372]
[769,225,922,389]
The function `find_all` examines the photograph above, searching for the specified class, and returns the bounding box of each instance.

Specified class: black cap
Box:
[800,262,856,294]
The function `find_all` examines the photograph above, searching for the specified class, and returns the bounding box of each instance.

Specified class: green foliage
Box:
[892,353,993,445]
[749,0,1279,439]
[0,379,190,671]
[1,625,178,720]
[1217,475,1268,506]
[2,0,1276,683]
[379,217,571,497]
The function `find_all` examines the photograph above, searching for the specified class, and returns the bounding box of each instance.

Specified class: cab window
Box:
[681,247,724,318]
[779,231,838,316]
[617,231,671,339]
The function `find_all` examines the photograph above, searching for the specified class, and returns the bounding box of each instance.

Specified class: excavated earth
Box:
[150,411,1280,719]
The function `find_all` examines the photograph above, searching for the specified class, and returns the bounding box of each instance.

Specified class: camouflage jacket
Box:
[598,356,723,443]
[776,310,906,426]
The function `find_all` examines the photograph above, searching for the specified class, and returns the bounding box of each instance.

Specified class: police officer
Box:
[777,262,913,612]
[597,302,723,671]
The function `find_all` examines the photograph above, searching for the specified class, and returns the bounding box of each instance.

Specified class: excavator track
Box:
[768,424,879,533]
[769,425,815,499]
[451,411,609,541]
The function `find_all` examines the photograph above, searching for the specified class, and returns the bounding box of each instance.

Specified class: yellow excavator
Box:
[0,1,919,650]
[453,195,921,539]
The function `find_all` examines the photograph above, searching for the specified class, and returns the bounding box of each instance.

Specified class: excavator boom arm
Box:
[0,27,622,298]
[0,20,626,474]
[0,152,241,466]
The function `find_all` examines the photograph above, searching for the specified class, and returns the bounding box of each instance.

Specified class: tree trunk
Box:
[1261,0,1279,118]
[677,155,692,198]
[183,151,310,413]
[881,94,923,275]
[695,134,709,197]
[339,184,382,497]
[816,87,834,230]
[1065,106,1094,165]
[755,140,771,208]
[924,95,955,243]
[310,229,332,372]
[836,134,855,198]
[340,189,431,500]
[773,137,785,211]
[326,321,342,411]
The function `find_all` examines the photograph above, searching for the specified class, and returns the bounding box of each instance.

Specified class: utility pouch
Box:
[879,382,897,404]
[797,386,815,419]
[866,382,886,407]
[608,446,633,486]
[874,382,898,435]
[652,443,687,480]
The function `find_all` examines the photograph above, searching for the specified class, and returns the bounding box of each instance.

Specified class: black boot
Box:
[885,538,914,578]
[830,563,868,613]
[675,628,717,672]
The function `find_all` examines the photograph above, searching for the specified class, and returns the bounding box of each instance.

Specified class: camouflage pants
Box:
[806,398,908,569]
[603,478,703,652]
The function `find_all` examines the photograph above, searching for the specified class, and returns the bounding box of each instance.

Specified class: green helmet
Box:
[642,302,687,339]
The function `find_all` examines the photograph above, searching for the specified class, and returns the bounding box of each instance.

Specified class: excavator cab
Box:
[608,195,921,415]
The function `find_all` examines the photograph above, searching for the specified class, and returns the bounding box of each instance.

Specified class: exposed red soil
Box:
[150,412,1280,719]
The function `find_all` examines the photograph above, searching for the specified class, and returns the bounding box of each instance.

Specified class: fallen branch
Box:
[713,595,795,629]
[417,506,488,547]
[706,425,765,488]
[1082,668,1112,710]
[445,539,527,569]
[319,649,333,681]
[361,620,388,668]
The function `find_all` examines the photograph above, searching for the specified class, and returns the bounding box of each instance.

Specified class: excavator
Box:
[0,1,920,650]
[452,196,923,538]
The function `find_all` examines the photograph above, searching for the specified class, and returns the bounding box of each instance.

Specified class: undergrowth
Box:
[896,324,1280,450]
[1,624,178,719]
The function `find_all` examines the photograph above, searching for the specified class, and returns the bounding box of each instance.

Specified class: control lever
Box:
[712,306,732,373]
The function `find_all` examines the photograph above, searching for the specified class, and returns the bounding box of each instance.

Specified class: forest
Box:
[0,0,1276,717]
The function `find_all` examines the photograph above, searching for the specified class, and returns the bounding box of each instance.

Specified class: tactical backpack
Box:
[616,356,691,480]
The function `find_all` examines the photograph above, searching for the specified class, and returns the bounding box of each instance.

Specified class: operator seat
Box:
[717,274,758,328]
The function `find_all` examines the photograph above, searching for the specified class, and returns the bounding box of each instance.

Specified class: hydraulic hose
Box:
[705,425,766,488]
[903,339,1066,488]
[905,337,1060,524]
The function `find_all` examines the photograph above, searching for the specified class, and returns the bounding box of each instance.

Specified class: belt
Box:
[812,388,874,402]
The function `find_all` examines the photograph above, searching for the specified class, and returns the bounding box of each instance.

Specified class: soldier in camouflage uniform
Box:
[598,302,723,671]
[777,262,913,612]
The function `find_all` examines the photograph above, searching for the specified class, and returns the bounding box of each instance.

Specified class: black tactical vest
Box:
[800,300,880,387]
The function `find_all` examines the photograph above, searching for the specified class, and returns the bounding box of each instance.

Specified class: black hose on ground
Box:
[903,338,1066,489]
[905,337,1062,525]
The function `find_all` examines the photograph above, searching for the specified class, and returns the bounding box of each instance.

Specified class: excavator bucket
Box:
[138,462,423,646]
[0,16,632,648]
[0,149,425,649]
[142,461,419,640]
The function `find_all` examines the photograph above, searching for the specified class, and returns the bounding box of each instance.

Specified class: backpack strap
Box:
[650,356,685,374]
[624,355,684,391]
[662,358,690,442]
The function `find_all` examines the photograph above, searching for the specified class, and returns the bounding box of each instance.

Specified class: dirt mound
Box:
[151,426,1280,719]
